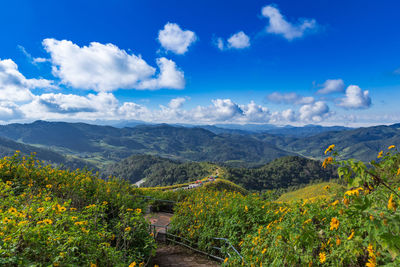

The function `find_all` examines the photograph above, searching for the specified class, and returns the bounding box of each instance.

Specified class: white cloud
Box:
[267,92,314,105]
[0,101,24,121]
[261,5,317,40]
[317,79,345,94]
[158,23,197,55]
[216,38,224,50]
[299,101,331,122]
[0,59,56,102]
[20,92,120,121]
[137,58,185,90]
[240,101,270,122]
[227,31,250,49]
[216,31,250,50]
[204,99,244,121]
[337,85,371,109]
[281,109,296,121]
[168,97,186,109]
[43,38,185,92]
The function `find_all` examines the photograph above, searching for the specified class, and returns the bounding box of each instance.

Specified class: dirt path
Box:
[146,212,220,267]
[150,244,220,267]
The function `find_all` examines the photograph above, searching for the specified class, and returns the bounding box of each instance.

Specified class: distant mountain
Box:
[262,125,351,137]
[0,120,398,168]
[0,121,293,167]
[0,135,96,170]
[266,124,400,162]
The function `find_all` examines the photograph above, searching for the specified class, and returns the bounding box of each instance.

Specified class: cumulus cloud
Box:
[0,59,56,102]
[281,109,296,121]
[267,92,314,105]
[337,85,371,109]
[158,23,197,55]
[168,97,186,109]
[137,58,185,90]
[227,31,250,49]
[216,31,250,50]
[0,101,24,121]
[43,38,185,92]
[240,101,270,122]
[317,79,345,94]
[261,5,317,40]
[299,101,331,122]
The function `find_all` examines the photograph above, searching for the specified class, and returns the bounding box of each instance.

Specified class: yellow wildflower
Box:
[319,252,326,263]
[324,144,335,155]
[102,201,108,205]
[322,157,333,168]
[262,248,267,254]
[37,207,44,213]
[388,145,395,149]
[347,229,355,240]
[125,227,131,232]
[135,208,142,214]
[331,200,339,206]
[367,244,374,257]
[330,217,339,231]
[90,263,97,267]
[5,181,12,185]
[366,257,376,267]
[388,194,397,211]
[224,258,229,263]
[43,219,53,225]
[377,151,383,158]
[126,208,133,212]
[46,184,52,189]
[397,168,400,176]
[245,205,248,212]
[336,238,341,246]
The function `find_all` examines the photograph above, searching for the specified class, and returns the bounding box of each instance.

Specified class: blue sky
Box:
[0,0,399,126]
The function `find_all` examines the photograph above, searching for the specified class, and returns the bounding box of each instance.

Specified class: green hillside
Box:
[0,136,96,171]
[225,155,338,191]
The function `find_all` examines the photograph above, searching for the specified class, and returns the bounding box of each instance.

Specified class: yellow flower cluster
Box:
[329,217,339,231]
[324,144,335,155]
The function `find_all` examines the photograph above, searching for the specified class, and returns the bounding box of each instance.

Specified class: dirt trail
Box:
[146,212,220,267]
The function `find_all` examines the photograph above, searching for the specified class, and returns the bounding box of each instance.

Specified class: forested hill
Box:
[104,154,337,191]
[224,155,337,191]
[0,120,294,167]
[0,136,96,170]
[0,121,398,169]
[102,154,217,186]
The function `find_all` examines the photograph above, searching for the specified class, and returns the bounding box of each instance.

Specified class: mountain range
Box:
[0,120,397,170]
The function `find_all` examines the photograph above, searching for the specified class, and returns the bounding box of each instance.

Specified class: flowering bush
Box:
[0,152,155,266]
[170,145,400,266]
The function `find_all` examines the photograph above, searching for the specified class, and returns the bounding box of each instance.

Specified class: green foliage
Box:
[169,145,400,266]
[0,152,155,266]
[225,156,338,191]
[277,182,344,202]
